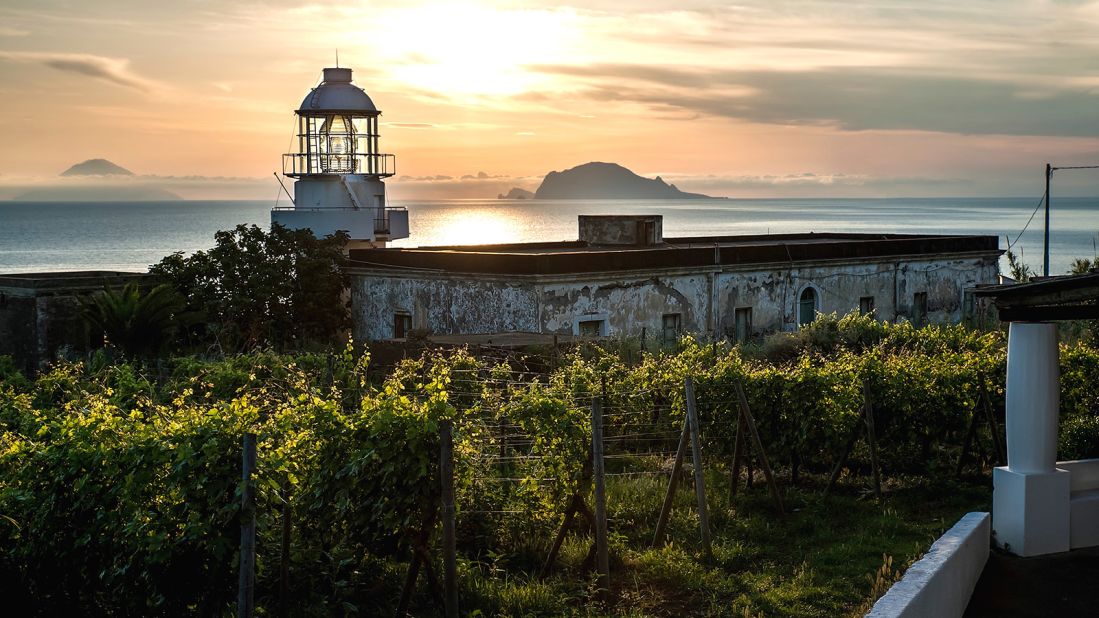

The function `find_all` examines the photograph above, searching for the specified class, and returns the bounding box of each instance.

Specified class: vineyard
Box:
[2,312,1098,616]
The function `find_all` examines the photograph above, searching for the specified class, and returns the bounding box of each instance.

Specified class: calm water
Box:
[1,197,1096,274]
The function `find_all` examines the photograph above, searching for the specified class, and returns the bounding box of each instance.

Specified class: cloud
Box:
[641,170,991,197]
[385,122,437,129]
[531,63,1099,137]
[0,51,158,92]
[397,174,455,181]
[0,26,29,36]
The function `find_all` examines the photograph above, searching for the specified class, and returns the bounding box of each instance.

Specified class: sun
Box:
[370,3,577,97]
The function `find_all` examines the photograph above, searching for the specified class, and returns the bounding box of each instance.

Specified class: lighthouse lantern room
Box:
[272,67,408,247]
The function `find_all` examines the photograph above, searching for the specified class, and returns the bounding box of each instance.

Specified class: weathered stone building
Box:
[0,271,153,372]
[347,215,1001,343]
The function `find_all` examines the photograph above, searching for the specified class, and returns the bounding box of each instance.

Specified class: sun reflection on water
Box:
[426,209,524,247]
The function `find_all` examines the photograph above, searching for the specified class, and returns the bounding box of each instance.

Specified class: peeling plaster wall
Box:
[715,254,1000,337]
[351,273,539,341]
[538,272,711,335]
[578,215,662,246]
[350,253,999,341]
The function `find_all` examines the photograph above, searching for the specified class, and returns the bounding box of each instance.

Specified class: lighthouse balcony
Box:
[282,152,396,178]
[271,206,408,242]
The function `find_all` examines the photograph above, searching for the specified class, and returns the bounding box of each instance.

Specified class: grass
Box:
[430,467,992,617]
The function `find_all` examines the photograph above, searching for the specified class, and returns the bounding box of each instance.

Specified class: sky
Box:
[0,0,1097,200]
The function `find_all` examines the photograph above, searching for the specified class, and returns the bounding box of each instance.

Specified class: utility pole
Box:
[1044,163,1051,277]
[1041,163,1099,278]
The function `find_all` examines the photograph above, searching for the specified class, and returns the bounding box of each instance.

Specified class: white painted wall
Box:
[866,512,990,618]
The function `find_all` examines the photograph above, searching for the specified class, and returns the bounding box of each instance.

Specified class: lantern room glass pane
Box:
[317,114,355,173]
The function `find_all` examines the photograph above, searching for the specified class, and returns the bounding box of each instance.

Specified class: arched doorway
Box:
[798,287,818,326]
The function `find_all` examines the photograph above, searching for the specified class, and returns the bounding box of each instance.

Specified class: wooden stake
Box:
[543,453,596,576]
[279,491,291,618]
[729,409,746,501]
[591,397,610,602]
[980,383,1006,466]
[863,385,883,500]
[396,550,423,617]
[825,425,860,495]
[414,544,447,614]
[685,377,713,561]
[396,507,438,617]
[653,415,690,546]
[440,421,458,618]
[734,382,785,514]
[237,433,256,618]
[541,493,581,578]
[956,408,982,476]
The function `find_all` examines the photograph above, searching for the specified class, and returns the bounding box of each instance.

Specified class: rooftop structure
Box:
[272,67,408,248]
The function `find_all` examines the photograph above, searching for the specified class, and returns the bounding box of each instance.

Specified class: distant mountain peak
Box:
[534,162,713,199]
[60,159,134,177]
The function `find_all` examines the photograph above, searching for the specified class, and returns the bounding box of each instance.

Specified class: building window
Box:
[913,292,928,326]
[798,287,818,326]
[578,319,605,337]
[662,313,682,345]
[393,312,412,339]
[734,307,752,343]
[859,296,875,316]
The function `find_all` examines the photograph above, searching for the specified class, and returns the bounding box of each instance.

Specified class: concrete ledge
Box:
[866,512,990,618]
[1057,458,1099,492]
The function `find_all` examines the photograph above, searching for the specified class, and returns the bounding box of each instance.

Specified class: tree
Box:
[82,283,188,358]
[150,224,350,351]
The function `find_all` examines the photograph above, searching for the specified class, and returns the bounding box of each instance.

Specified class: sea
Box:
[1,197,1096,275]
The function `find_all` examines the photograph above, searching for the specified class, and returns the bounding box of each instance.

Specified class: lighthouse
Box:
[272,67,408,248]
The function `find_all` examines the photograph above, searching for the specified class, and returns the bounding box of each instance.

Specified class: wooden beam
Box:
[997,304,1099,322]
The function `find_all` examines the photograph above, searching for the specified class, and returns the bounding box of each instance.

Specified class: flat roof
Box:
[350,232,1000,276]
[974,271,1099,321]
[0,270,153,292]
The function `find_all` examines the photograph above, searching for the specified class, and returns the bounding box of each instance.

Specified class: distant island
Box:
[497,187,535,199]
[14,158,183,201]
[534,162,715,199]
[60,159,135,177]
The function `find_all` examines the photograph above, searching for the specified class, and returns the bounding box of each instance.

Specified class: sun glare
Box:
[371,3,576,97]
[428,208,523,246]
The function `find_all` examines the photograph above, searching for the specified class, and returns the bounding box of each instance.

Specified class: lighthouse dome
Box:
[298,67,378,115]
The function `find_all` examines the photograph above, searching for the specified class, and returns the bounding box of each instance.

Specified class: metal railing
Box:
[374,207,406,235]
[282,153,396,177]
[270,205,406,237]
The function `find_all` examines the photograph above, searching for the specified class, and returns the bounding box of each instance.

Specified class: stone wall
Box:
[578,215,663,246]
[351,273,540,341]
[351,252,1000,341]
[0,272,153,373]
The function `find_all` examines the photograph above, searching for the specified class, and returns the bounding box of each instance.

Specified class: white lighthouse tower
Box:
[272,67,408,248]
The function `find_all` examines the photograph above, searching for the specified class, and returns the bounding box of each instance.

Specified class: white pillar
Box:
[993,321,1070,556]
[1006,322,1060,473]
